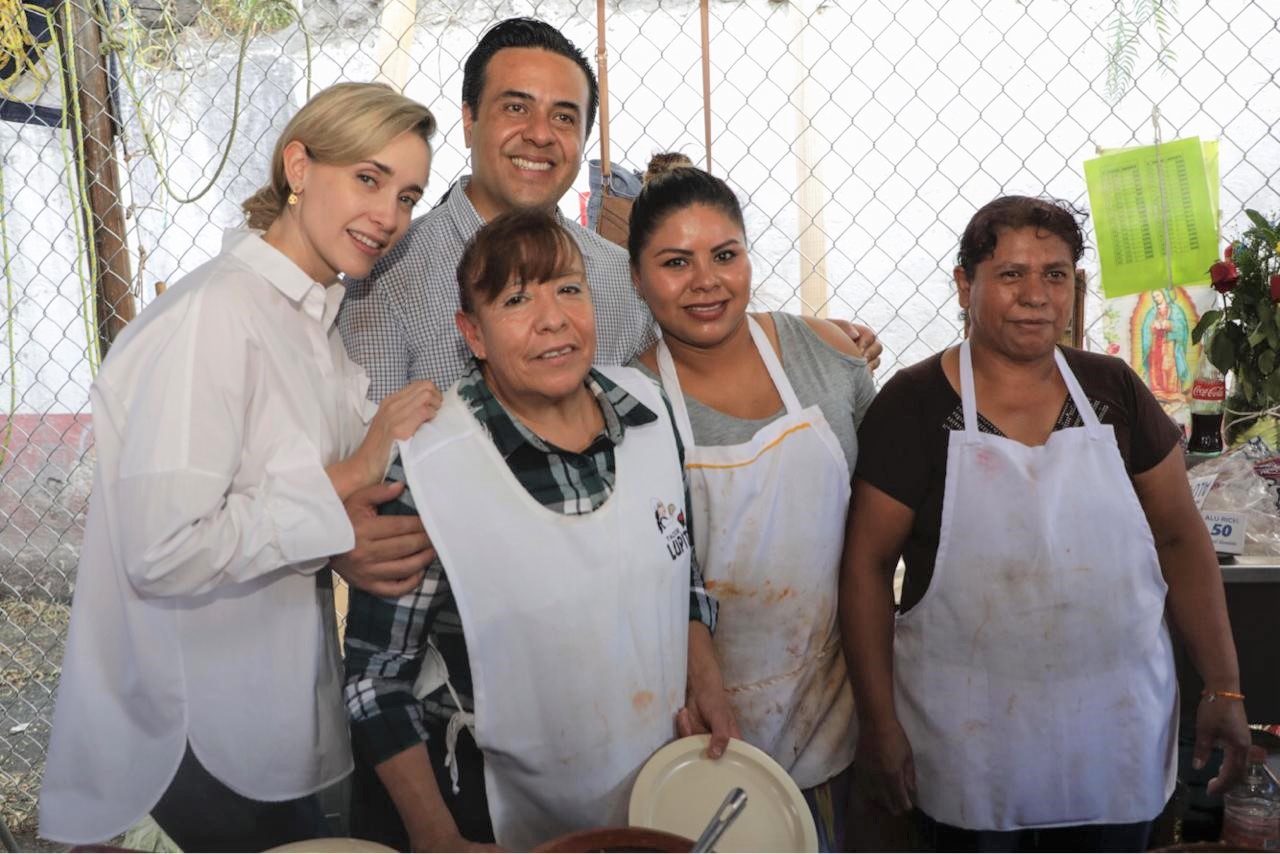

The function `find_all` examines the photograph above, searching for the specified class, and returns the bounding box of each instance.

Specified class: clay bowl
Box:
[1151,844,1270,852]
[534,826,695,852]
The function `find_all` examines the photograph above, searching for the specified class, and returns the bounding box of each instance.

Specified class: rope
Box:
[105,0,314,204]
[0,153,16,466]
[0,0,55,102]
[1151,107,1175,291]
[58,0,103,373]
[19,0,316,382]
[1225,402,1280,439]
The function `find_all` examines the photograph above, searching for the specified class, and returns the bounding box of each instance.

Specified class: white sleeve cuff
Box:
[267,456,356,569]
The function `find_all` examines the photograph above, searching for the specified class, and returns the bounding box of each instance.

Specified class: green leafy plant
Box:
[1104,0,1178,101]
[1192,209,1280,431]
[203,0,296,37]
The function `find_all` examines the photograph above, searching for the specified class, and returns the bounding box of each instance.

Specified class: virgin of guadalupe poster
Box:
[1132,288,1198,404]
[1104,285,1214,428]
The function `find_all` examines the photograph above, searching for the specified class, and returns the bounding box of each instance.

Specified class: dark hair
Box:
[627,154,746,265]
[957,195,1088,279]
[462,18,599,138]
[456,208,585,313]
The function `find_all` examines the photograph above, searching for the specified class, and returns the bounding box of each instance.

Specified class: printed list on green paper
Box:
[1084,137,1219,299]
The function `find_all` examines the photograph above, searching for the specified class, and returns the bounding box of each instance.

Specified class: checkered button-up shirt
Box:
[338,177,656,401]
[343,366,715,771]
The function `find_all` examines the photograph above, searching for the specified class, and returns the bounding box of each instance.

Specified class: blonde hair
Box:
[242,82,437,231]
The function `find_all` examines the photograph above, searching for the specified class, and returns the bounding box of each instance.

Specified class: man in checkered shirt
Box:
[338,19,651,398]
[337,27,880,397]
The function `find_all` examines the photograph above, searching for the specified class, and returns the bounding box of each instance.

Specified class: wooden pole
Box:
[792,0,829,318]
[56,0,135,359]
[700,0,712,171]
[596,0,611,180]
[372,0,419,91]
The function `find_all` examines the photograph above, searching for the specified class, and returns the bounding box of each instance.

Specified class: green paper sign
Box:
[1085,137,1220,298]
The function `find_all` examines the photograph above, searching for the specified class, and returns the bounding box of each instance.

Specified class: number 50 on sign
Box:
[1201,510,1246,555]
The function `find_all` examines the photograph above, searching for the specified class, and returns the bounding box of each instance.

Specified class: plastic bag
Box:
[1189,437,1280,556]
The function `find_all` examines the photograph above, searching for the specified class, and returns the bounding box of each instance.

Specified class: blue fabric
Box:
[587,159,644,229]
[802,765,852,852]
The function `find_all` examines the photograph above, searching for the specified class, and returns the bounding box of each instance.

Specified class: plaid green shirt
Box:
[344,365,715,770]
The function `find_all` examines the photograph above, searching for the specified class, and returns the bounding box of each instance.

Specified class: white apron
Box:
[655,316,855,789]
[894,341,1177,831]
[397,366,690,851]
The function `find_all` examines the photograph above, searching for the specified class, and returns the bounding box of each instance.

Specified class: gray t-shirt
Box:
[632,312,876,472]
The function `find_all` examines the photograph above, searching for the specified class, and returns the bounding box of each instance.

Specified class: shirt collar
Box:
[445,177,488,234]
[222,228,344,329]
[446,175,578,233]
[457,364,657,460]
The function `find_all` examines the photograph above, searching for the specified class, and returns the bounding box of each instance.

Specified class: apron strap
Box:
[655,335,698,449]
[655,314,806,452]
[1053,347,1104,435]
[958,340,980,441]
[746,315,803,414]
[959,341,1103,440]
[410,637,478,796]
[443,708,477,796]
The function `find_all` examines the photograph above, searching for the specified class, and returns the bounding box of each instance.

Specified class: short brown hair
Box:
[957,195,1087,279]
[456,209,585,313]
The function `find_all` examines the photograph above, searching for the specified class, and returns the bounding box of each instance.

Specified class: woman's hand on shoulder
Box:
[374,379,444,440]
[327,381,442,500]
[361,381,443,478]
[805,317,883,371]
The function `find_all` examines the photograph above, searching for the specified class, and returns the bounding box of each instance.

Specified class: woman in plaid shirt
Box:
[343,209,732,851]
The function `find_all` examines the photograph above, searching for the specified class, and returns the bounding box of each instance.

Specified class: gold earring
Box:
[287,191,299,206]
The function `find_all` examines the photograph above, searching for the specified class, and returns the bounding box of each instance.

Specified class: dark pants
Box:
[150,744,329,852]
[349,724,494,851]
[920,812,1154,852]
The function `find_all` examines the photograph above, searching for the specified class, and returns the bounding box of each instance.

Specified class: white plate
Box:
[628,735,818,852]
[265,837,395,852]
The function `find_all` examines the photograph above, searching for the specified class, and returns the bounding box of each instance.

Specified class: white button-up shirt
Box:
[39,230,372,844]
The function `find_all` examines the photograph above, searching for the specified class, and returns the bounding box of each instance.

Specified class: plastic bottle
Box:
[1221,745,1280,850]
[1189,335,1227,455]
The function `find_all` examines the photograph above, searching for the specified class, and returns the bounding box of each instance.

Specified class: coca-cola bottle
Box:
[1189,333,1227,455]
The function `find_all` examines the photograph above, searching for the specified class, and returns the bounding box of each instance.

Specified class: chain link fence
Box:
[2,0,1279,844]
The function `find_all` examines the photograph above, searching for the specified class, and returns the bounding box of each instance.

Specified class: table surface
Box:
[1220,555,1280,582]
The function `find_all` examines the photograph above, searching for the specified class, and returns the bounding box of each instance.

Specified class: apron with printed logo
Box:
[398,365,690,850]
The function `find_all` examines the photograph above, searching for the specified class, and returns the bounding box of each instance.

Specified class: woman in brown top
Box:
[841,195,1249,851]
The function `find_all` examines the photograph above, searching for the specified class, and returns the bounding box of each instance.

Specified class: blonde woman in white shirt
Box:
[38,82,441,852]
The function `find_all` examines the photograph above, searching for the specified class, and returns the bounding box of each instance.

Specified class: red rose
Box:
[1224,243,1234,261]
[1271,273,1280,303]
[1210,260,1240,294]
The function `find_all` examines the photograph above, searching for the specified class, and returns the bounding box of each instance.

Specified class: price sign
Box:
[1189,474,1217,509]
[1201,510,1246,555]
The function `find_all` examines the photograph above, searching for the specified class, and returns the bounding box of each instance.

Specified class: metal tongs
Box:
[690,787,748,853]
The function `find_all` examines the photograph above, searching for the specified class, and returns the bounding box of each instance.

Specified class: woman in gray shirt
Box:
[627,156,875,851]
